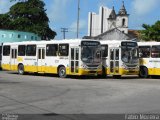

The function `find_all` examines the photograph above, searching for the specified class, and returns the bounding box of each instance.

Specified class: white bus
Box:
[1,39,102,77]
[100,40,139,78]
[138,42,160,78]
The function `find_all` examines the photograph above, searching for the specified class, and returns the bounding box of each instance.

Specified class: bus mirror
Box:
[139,52,143,58]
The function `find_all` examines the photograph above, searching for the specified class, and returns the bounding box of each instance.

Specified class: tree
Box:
[0,0,56,40]
[140,21,160,41]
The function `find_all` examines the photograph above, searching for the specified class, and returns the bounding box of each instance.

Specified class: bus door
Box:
[70,47,79,74]
[37,48,45,72]
[11,48,17,70]
[109,47,120,75]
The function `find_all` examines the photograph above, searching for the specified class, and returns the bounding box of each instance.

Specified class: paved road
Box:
[0,71,160,114]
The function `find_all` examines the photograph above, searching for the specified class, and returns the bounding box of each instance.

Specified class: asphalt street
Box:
[0,71,160,115]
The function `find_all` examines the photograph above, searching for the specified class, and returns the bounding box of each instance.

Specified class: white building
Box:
[88,1,129,37]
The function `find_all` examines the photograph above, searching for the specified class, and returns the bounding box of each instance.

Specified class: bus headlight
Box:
[122,63,128,69]
[97,64,102,69]
[81,64,87,69]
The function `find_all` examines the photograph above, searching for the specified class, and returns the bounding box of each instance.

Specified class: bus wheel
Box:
[18,64,24,75]
[139,67,148,78]
[113,75,121,79]
[58,66,67,78]
[101,66,107,78]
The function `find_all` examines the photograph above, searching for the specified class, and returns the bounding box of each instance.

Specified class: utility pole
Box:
[61,28,68,39]
[77,0,80,38]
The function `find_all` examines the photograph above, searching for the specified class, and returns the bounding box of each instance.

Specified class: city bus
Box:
[138,41,160,78]
[0,43,2,69]
[100,40,139,78]
[1,39,102,78]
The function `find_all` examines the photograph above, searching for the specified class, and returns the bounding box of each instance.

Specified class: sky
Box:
[0,0,160,39]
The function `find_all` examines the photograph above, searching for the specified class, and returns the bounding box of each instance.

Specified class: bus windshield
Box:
[121,42,138,63]
[81,41,101,63]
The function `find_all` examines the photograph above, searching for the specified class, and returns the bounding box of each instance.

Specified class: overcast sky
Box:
[0,0,160,39]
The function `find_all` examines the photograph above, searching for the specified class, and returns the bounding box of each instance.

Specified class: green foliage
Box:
[140,21,160,41]
[0,0,56,40]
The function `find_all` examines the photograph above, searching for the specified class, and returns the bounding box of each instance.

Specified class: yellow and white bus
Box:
[100,40,139,78]
[1,39,102,78]
[138,42,160,78]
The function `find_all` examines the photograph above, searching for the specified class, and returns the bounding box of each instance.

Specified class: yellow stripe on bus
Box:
[2,64,102,76]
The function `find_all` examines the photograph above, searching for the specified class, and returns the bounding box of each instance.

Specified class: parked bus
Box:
[100,40,139,78]
[1,39,102,77]
[138,41,160,78]
[0,43,2,69]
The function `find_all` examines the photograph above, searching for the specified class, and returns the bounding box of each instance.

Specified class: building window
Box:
[31,36,34,40]
[18,34,21,38]
[122,18,125,26]
[9,34,13,38]
[2,34,6,38]
[24,35,27,39]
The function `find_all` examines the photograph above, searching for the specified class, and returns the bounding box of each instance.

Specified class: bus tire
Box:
[113,75,121,79]
[18,64,24,75]
[101,66,107,78]
[58,66,67,78]
[139,67,148,78]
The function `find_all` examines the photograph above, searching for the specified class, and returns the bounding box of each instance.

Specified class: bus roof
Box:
[2,39,100,46]
[100,40,137,47]
[138,41,160,46]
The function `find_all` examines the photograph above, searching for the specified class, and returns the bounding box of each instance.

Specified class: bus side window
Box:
[3,45,10,56]
[139,46,150,58]
[18,45,26,56]
[59,44,69,56]
[26,45,36,56]
[0,46,2,60]
[151,45,160,58]
[46,44,58,56]
[101,45,108,57]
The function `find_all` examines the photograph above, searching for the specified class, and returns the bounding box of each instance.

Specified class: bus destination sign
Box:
[81,41,100,46]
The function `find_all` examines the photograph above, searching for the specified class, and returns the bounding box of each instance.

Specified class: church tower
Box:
[116,1,129,34]
[108,6,117,30]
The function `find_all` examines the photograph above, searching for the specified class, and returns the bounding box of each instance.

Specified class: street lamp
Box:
[77,0,80,38]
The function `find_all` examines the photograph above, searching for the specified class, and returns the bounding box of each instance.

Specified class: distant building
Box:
[85,1,137,41]
[0,29,41,43]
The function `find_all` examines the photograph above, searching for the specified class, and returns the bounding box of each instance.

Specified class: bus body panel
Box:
[138,41,160,76]
[2,39,102,77]
[101,40,139,76]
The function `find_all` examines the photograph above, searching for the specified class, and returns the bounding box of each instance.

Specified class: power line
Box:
[61,28,68,39]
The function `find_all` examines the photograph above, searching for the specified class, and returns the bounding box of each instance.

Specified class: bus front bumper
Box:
[120,68,139,75]
[79,68,102,76]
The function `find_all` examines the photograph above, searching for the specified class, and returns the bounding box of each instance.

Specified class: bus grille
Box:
[126,64,137,68]
[86,65,99,68]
